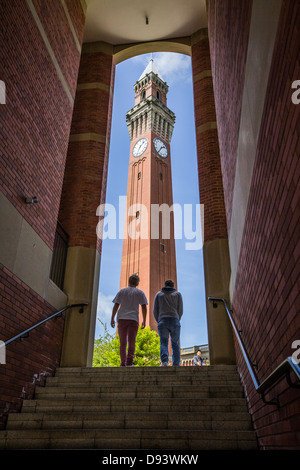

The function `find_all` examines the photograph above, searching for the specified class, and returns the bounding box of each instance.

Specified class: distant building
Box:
[180,344,209,366]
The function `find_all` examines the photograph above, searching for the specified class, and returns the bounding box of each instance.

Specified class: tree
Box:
[92,319,115,367]
[133,326,161,366]
[93,321,161,367]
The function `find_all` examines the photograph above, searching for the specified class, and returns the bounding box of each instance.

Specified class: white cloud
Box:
[154,52,191,84]
[132,52,191,85]
[95,291,116,339]
[97,291,114,324]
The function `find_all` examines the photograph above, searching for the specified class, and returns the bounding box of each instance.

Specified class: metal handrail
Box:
[1,303,88,348]
[208,297,300,409]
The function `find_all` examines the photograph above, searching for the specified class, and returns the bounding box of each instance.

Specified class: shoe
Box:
[160,362,168,367]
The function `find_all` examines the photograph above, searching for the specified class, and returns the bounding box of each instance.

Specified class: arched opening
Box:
[59,32,235,368]
[113,39,191,64]
[94,51,208,366]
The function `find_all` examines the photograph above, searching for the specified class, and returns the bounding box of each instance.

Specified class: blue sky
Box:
[95,52,208,349]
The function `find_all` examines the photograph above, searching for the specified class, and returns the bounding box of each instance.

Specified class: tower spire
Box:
[138,55,165,82]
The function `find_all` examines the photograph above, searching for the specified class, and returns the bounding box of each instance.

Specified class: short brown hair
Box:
[164,279,174,287]
[129,274,140,286]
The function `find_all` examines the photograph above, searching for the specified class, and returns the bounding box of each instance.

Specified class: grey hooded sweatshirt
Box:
[153,287,183,322]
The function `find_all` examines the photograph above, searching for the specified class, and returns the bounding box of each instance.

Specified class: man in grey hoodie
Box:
[153,280,183,366]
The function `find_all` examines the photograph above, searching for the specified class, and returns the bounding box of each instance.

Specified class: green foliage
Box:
[93,320,161,367]
[92,319,115,367]
[133,326,161,367]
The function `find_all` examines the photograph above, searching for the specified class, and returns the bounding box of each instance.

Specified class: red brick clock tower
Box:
[120,58,177,331]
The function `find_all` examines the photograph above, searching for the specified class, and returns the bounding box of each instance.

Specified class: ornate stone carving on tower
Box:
[120,58,177,331]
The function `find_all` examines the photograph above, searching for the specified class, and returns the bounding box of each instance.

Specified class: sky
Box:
[95,52,208,349]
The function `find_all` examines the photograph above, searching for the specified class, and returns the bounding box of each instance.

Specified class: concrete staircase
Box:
[0,365,258,450]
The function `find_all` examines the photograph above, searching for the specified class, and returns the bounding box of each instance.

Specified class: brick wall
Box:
[207,0,300,449]
[191,31,228,242]
[0,0,84,250]
[233,0,300,450]
[0,0,85,428]
[206,0,253,231]
[59,49,115,253]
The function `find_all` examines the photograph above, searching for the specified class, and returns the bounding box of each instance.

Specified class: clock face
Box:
[153,138,168,158]
[132,138,148,157]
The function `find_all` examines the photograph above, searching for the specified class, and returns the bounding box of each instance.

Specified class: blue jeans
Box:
[157,317,181,366]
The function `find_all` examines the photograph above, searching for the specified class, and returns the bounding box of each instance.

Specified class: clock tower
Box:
[120,58,177,331]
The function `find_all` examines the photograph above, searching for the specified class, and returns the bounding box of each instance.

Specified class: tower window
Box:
[157,91,160,100]
[142,90,146,99]
[160,242,166,253]
[159,172,163,181]
[137,171,142,180]
[136,211,140,219]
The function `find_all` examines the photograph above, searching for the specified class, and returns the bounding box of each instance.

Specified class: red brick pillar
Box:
[59,43,115,366]
[191,29,235,364]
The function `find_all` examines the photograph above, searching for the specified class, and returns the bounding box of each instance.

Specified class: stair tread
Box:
[6,409,253,432]
[56,365,238,372]
[8,410,252,420]
[36,384,244,391]
[0,428,257,439]
[47,377,241,382]
[21,397,249,413]
[0,428,258,452]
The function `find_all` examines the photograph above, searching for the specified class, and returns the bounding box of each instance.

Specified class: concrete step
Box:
[0,428,258,450]
[56,365,238,372]
[55,365,239,377]
[34,383,245,400]
[6,410,253,431]
[21,396,249,413]
[46,376,241,386]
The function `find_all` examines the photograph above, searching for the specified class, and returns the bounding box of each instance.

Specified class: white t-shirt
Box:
[113,287,148,323]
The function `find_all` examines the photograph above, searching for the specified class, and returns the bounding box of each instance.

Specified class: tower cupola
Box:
[126,57,175,143]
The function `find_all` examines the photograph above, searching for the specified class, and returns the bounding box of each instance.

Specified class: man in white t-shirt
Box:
[111,274,147,366]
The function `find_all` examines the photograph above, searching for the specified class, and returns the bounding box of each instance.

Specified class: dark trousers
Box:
[118,319,139,366]
[157,317,181,366]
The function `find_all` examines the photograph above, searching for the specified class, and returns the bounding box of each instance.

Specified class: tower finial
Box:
[138,54,165,82]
